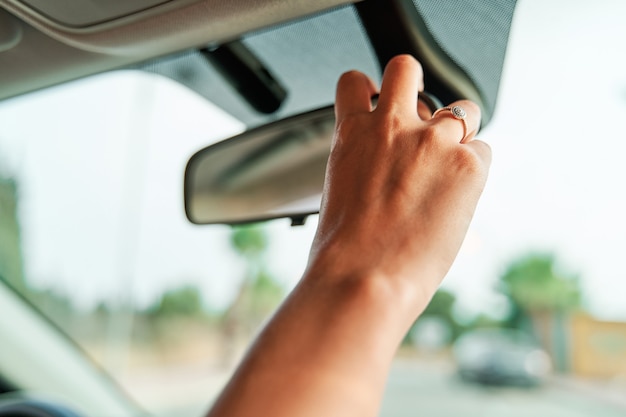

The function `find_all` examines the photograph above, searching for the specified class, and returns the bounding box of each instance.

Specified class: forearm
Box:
[206,55,490,417]
[207,265,426,417]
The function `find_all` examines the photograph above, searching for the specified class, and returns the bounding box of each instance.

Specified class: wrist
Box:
[302,245,433,332]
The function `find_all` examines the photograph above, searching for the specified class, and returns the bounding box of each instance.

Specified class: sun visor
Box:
[18,0,173,27]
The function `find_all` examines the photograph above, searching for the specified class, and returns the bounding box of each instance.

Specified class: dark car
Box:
[453,329,551,386]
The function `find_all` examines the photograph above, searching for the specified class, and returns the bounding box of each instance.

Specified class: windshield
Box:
[1,1,625,417]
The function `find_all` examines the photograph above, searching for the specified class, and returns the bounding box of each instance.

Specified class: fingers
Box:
[377,55,424,116]
[335,57,485,148]
[335,70,378,121]
[429,99,481,144]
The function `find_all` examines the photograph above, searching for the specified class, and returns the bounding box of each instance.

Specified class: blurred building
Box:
[569,314,626,378]
[525,310,626,379]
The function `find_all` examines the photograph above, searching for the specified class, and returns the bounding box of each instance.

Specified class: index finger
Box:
[335,70,378,121]
[376,55,424,116]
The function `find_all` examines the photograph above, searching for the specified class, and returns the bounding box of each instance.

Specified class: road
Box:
[128,356,626,417]
[380,358,626,417]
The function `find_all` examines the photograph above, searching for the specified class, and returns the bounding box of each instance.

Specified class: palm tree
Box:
[499,253,581,371]
[219,224,283,365]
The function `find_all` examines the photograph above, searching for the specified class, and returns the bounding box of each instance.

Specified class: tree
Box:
[500,253,581,316]
[226,223,284,323]
[406,289,462,346]
[498,253,581,371]
[149,285,204,317]
[230,224,268,260]
[219,224,283,365]
[422,290,456,318]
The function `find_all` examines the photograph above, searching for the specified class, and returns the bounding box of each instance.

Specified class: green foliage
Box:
[221,270,285,330]
[21,287,76,333]
[0,178,26,295]
[246,270,284,316]
[500,253,581,312]
[464,313,504,330]
[221,223,285,336]
[406,289,462,345]
[422,290,456,318]
[230,224,268,259]
[149,285,205,317]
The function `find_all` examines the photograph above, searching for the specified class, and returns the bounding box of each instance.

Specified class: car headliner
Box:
[0,0,354,101]
[0,0,516,129]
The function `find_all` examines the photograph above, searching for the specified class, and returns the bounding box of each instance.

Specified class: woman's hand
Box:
[308,54,491,316]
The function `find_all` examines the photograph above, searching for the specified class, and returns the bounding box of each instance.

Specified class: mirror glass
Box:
[185,106,335,224]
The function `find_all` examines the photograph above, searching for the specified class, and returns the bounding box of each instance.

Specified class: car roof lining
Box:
[0,0,356,101]
[18,0,176,28]
[1,0,517,133]
[140,5,381,128]
[140,1,516,128]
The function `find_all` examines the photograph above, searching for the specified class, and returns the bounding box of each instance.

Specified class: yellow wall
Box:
[570,314,626,378]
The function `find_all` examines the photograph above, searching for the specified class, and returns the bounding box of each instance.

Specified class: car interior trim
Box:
[0,0,357,55]
[0,281,139,416]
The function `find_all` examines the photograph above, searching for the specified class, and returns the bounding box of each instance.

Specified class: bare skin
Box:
[206,55,491,417]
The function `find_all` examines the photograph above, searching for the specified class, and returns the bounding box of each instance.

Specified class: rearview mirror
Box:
[184,106,335,225]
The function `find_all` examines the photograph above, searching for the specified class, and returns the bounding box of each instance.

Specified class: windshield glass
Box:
[0,1,625,417]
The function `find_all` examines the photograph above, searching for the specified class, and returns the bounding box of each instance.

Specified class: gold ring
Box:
[432,105,468,143]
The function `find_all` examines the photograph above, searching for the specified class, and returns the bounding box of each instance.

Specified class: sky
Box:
[1,0,626,320]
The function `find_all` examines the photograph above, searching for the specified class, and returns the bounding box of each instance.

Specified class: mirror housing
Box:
[184,105,335,225]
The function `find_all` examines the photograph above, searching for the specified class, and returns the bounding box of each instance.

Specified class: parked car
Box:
[453,329,552,387]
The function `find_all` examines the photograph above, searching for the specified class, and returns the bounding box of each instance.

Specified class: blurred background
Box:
[1,1,626,415]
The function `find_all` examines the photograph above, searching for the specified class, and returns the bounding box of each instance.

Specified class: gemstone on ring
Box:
[451,105,466,119]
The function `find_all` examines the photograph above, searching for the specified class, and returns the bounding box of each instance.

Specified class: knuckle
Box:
[420,123,446,144]
[333,115,368,148]
[336,114,364,132]
[375,113,403,144]
[451,146,486,177]
[417,124,488,177]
